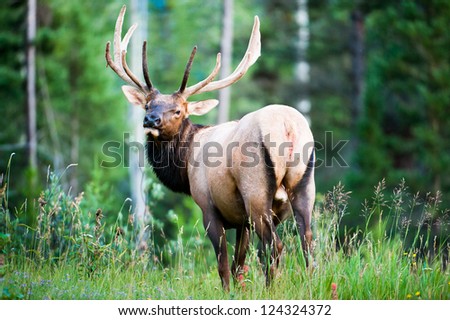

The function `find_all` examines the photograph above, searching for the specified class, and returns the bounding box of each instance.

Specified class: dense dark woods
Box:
[1,0,448,274]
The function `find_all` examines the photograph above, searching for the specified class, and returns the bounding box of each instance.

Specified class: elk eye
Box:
[175,110,181,116]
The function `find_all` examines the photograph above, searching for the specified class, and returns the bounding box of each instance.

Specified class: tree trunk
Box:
[295,0,311,123]
[130,0,149,251]
[26,0,37,170]
[217,0,233,124]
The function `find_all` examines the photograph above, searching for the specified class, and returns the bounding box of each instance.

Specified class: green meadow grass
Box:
[1,171,449,300]
[3,229,448,300]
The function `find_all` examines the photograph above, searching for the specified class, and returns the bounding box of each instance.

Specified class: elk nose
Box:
[143,114,161,128]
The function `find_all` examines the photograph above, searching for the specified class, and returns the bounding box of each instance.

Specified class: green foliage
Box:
[0,1,28,206]
[0,0,129,210]
[0,1,26,145]
[37,0,127,192]
[308,1,354,192]
[0,168,136,273]
[349,1,450,207]
[251,0,300,108]
[309,1,450,238]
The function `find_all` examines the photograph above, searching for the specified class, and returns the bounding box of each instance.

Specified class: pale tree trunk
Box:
[27,0,37,170]
[295,0,311,123]
[217,0,233,124]
[130,0,149,251]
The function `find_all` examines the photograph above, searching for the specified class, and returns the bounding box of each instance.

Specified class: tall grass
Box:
[0,166,448,299]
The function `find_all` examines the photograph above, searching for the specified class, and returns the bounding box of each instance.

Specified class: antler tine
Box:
[106,5,150,93]
[105,41,135,87]
[113,5,127,70]
[142,41,153,90]
[182,16,261,98]
[119,21,148,90]
[122,50,146,91]
[181,53,222,98]
[106,5,135,87]
[178,46,197,94]
[122,23,137,53]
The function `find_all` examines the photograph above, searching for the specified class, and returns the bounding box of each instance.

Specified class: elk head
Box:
[105,5,261,140]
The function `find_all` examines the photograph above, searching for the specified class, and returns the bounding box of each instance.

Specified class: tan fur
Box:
[189,104,314,226]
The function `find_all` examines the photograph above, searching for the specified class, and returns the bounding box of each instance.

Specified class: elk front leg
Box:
[203,209,230,291]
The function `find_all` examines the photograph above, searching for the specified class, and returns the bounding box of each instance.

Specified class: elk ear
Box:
[187,99,219,116]
[121,85,146,108]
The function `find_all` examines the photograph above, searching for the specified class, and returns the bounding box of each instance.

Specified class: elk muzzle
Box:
[143,113,162,128]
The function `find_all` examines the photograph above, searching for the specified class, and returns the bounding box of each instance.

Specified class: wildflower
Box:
[406,294,412,299]
[403,252,408,256]
[412,253,417,258]
[331,283,338,300]
[243,265,250,275]
[237,274,246,289]
[415,291,420,297]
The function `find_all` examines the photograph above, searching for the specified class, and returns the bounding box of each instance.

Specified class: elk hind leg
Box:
[248,201,283,285]
[290,153,315,267]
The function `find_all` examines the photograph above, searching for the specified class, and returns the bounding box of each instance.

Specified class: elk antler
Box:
[106,6,260,99]
[178,46,198,94]
[105,5,150,93]
[142,41,153,90]
[180,16,261,99]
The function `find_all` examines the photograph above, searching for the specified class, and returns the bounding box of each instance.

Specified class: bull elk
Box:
[106,5,315,290]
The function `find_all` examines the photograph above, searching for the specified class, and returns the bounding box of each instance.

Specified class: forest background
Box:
[0,0,449,275]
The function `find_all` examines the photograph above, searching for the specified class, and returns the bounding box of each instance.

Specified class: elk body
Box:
[106,6,315,290]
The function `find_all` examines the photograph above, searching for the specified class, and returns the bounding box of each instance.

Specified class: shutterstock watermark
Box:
[100,131,349,169]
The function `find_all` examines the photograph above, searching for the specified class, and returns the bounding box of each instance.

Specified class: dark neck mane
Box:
[146,119,204,195]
